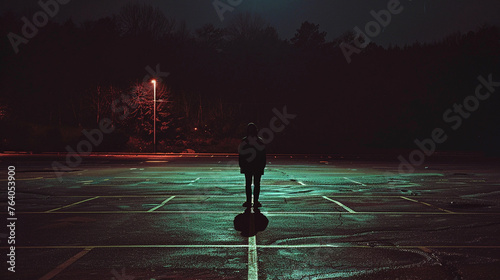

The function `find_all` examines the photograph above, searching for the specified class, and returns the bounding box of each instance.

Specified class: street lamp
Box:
[151,79,157,153]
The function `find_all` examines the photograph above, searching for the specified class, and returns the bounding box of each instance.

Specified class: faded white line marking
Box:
[147,196,176,212]
[400,196,455,214]
[188,177,201,186]
[22,211,500,215]
[8,245,500,250]
[45,196,100,213]
[248,235,258,280]
[322,196,356,213]
[343,177,367,186]
[39,247,93,280]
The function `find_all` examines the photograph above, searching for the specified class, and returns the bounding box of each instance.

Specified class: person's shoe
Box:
[254,201,262,207]
[242,201,251,207]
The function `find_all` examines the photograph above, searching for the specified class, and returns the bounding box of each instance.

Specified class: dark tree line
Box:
[1,3,499,154]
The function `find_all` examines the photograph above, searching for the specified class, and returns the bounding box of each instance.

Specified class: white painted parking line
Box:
[39,247,93,280]
[0,176,44,181]
[8,245,500,250]
[343,177,367,186]
[247,195,259,280]
[400,196,455,214]
[188,177,201,186]
[20,210,500,215]
[248,235,258,280]
[400,173,443,177]
[114,177,161,179]
[322,196,356,213]
[45,196,100,213]
[48,195,407,198]
[147,196,176,212]
[51,195,242,198]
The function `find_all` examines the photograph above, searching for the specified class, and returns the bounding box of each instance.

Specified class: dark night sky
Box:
[2,0,500,46]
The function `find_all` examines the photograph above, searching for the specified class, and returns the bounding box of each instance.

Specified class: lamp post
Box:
[151,79,157,153]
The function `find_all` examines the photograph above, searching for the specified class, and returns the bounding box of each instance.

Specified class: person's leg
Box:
[245,174,253,205]
[254,174,261,204]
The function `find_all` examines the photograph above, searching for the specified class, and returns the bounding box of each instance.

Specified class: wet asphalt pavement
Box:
[1,154,500,279]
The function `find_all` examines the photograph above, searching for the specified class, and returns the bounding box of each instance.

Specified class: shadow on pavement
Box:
[233,207,269,237]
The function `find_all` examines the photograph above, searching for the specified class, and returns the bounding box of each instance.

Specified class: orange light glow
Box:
[151,79,156,84]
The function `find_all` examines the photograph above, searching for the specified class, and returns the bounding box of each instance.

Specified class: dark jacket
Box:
[238,136,266,175]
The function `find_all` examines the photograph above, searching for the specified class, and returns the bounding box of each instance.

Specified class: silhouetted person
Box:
[239,123,266,207]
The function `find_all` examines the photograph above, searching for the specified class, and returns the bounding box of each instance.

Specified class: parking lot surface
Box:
[1,154,500,279]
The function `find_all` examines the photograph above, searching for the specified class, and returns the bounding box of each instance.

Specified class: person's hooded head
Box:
[247,123,258,137]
